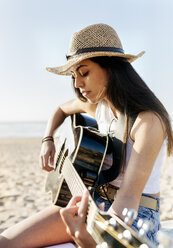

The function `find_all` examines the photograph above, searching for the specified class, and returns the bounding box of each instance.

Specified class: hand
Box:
[60,190,96,248]
[40,141,56,171]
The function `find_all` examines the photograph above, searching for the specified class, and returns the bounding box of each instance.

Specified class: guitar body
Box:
[45,114,108,207]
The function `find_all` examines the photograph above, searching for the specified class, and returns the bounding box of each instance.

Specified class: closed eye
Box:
[81,71,88,77]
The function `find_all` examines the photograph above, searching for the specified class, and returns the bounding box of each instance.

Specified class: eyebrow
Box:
[71,64,87,73]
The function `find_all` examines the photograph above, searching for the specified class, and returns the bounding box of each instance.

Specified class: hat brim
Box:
[46,51,145,76]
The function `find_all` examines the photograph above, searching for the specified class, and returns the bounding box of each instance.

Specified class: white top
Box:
[95,100,166,194]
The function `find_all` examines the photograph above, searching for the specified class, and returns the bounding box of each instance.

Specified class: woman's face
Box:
[71,59,108,104]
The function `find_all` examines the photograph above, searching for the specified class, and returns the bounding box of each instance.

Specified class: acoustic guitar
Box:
[45,114,157,248]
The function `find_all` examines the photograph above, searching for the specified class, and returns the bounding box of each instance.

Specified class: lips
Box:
[81,90,91,97]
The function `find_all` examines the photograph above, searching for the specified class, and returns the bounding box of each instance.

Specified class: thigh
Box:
[132,205,160,245]
[1,205,72,248]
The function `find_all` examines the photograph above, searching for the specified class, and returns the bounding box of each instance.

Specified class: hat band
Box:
[66,47,124,60]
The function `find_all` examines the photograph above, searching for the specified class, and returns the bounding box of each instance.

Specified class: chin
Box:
[88,98,101,104]
[87,98,95,104]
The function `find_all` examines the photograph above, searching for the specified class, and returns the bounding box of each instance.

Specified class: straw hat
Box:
[46,23,145,76]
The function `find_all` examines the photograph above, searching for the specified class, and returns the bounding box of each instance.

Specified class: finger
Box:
[44,166,54,172]
[50,153,54,165]
[49,147,55,166]
[42,159,54,171]
[67,195,82,207]
[60,205,77,216]
[60,206,78,224]
[42,154,54,171]
[43,153,49,168]
[44,164,54,171]
[78,190,89,217]
[42,163,54,171]
[40,155,50,171]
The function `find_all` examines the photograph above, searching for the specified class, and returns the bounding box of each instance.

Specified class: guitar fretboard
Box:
[62,158,105,243]
[62,157,86,196]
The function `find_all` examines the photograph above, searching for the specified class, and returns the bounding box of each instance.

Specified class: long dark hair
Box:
[72,56,173,156]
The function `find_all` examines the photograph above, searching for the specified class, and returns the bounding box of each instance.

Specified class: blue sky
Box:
[0,0,173,121]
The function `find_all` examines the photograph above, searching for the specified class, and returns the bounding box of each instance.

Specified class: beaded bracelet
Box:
[42,136,54,143]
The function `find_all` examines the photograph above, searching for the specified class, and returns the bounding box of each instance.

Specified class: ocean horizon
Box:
[0,118,172,138]
[0,121,47,138]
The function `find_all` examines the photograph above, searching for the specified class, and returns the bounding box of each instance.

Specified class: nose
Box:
[74,75,84,89]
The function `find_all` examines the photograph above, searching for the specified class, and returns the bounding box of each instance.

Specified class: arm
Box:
[40,98,97,171]
[109,111,166,221]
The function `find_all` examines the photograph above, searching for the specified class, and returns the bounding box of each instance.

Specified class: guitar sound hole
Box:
[59,149,69,173]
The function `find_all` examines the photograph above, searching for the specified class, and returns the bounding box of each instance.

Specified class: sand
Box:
[0,138,173,236]
[0,138,51,233]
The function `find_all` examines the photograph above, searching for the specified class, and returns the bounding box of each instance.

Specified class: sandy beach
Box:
[0,138,173,236]
[0,138,52,233]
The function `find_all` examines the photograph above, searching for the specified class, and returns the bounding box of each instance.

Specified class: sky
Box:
[0,0,173,121]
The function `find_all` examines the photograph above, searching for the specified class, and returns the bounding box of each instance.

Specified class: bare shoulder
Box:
[60,98,97,118]
[131,110,166,141]
[137,111,165,126]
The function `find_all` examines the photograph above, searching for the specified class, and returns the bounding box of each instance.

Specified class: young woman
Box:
[0,23,172,248]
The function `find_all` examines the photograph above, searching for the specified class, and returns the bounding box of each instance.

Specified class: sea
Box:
[0,118,172,138]
[0,121,47,138]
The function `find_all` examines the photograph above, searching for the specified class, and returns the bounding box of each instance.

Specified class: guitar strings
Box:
[57,151,111,224]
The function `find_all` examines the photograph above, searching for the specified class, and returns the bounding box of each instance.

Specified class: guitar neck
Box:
[62,158,104,243]
[62,157,96,205]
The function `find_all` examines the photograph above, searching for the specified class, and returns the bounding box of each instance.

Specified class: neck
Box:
[105,98,119,119]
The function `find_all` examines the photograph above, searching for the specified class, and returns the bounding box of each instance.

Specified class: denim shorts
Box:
[94,192,160,246]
